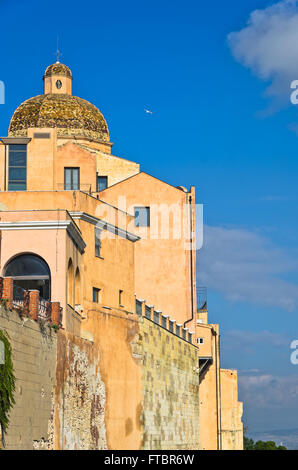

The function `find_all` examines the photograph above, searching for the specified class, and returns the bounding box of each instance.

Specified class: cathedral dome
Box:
[8,62,110,143]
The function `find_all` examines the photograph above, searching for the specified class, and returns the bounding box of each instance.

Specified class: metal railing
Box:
[12,284,27,309]
[38,298,51,321]
[197,287,207,310]
[57,183,92,194]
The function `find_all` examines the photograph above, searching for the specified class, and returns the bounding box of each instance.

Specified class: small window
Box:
[134,207,150,227]
[64,167,80,190]
[93,287,100,303]
[119,290,123,306]
[97,176,108,191]
[169,321,174,333]
[136,300,143,315]
[154,311,159,324]
[188,333,193,344]
[176,325,181,337]
[182,329,186,340]
[197,337,204,345]
[162,316,167,328]
[8,144,27,191]
[95,227,102,257]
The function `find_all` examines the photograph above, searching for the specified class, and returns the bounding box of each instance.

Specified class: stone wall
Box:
[1,305,201,450]
[132,316,200,450]
[0,306,57,450]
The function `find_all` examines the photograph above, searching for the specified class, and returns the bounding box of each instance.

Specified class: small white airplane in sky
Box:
[144,109,153,115]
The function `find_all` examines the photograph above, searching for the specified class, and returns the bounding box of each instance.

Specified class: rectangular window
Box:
[162,316,167,329]
[33,132,50,139]
[136,300,143,315]
[97,175,108,191]
[119,290,123,306]
[169,321,174,333]
[188,333,193,344]
[145,305,151,319]
[134,207,150,227]
[197,337,204,345]
[64,167,80,190]
[93,287,100,303]
[154,311,159,324]
[176,325,181,337]
[95,227,102,257]
[8,144,27,191]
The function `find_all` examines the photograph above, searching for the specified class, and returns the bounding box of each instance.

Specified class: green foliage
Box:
[244,435,287,450]
[0,329,16,444]
[244,436,255,450]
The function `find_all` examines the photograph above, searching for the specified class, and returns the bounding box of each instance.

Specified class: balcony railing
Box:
[13,284,27,309]
[197,287,207,311]
[57,183,92,194]
[38,298,51,321]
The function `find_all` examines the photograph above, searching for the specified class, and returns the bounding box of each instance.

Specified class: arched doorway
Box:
[4,253,51,300]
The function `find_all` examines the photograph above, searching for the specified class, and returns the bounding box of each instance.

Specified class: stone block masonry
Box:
[132,316,200,450]
[0,306,57,449]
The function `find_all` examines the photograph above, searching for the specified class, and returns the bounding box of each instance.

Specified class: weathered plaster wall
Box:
[54,331,107,450]
[0,306,57,450]
[132,317,200,450]
[220,369,243,451]
[80,308,143,450]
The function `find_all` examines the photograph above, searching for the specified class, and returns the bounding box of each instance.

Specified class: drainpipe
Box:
[184,193,194,328]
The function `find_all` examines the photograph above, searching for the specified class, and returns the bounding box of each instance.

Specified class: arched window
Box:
[67,259,74,307]
[4,253,51,300]
[75,268,81,306]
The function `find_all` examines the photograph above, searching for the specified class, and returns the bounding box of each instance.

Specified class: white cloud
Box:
[239,373,298,409]
[197,225,298,311]
[228,0,298,106]
[225,329,290,350]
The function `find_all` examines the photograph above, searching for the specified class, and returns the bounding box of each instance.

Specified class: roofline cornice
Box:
[0,137,31,145]
[0,220,86,253]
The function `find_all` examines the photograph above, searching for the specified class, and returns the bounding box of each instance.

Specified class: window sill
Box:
[95,255,104,260]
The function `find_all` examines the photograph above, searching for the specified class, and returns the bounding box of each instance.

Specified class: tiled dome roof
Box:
[44,62,72,79]
[8,94,110,142]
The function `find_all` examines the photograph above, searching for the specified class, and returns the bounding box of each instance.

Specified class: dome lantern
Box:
[43,62,73,95]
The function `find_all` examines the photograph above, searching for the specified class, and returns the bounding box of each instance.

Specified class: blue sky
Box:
[0,0,298,436]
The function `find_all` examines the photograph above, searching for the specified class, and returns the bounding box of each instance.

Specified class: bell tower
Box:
[43,61,72,95]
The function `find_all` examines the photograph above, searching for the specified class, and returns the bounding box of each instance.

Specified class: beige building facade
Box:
[0,61,243,450]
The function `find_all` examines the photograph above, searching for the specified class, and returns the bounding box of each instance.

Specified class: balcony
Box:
[57,183,92,194]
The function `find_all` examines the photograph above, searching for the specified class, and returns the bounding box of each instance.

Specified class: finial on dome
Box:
[56,35,61,63]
